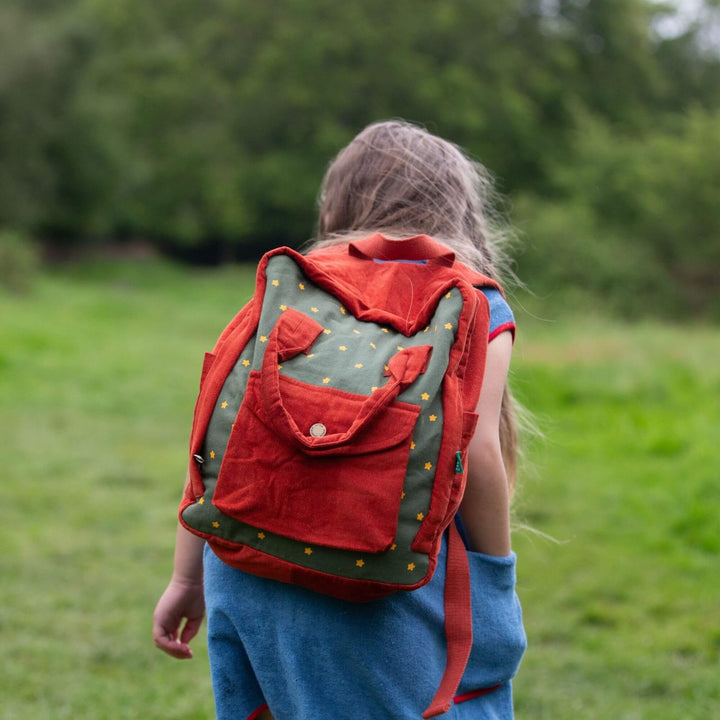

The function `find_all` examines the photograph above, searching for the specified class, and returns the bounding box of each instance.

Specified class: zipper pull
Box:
[455,451,464,474]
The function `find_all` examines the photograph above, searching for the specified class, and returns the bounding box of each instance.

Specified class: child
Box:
[153,121,526,720]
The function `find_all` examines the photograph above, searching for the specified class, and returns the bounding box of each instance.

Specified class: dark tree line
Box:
[1,0,719,315]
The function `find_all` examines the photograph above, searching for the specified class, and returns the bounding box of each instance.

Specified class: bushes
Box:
[513,198,675,318]
[514,108,720,319]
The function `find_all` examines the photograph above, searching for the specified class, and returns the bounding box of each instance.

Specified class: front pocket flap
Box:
[269,373,420,455]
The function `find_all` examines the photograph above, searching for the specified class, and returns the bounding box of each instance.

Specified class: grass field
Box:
[1,259,718,719]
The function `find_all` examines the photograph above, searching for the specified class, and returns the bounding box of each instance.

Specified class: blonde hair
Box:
[309,120,520,492]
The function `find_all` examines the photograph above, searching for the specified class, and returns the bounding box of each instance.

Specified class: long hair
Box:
[308,120,521,492]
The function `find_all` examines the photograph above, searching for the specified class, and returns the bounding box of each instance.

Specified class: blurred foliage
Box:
[0,229,40,294]
[515,107,720,318]
[0,0,719,315]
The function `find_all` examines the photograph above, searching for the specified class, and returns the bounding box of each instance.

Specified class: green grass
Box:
[511,315,720,718]
[1,262,718,719]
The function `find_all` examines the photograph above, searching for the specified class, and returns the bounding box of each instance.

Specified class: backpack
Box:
[180,233,502,718]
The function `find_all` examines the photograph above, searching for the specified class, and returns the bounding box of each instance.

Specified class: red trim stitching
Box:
[454,684,502,704]
[245,702,269,720]
[488,322,516,344]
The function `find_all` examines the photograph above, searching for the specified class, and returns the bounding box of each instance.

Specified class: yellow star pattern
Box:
[356,559,365,568]
[410,441,415,450]
[242,359,251,367]
[381,328,389,333]
[424,326,430,333]
[271,280,279,286]
[304,547,313,555]
[429,414,437,422]
[198,497,205,505]
[354,363,363,368]
[397,345,404,351]
[212,521,220,528]
[416,512,424,521]
[221,401,228,409]
[307,353,314,358]
[340,307,346,314]
[391,544,397,551]
[445,291,452,299]
[280,304,287,311]
[421,393,429,401]
[408,563,416,571]
[322,377,331,384]
[370,342,376,349]
[401,491,406,499]
[259,335,268,343]
[445,323,453,330]
[298,283,305,290]
[323,328,332,335]
[311,307,319,313]
[277,364,282,370]
[339,346,347,351]
[353,329,361,334]
[257,531,265,539]
[371,386,378,392]
[210,450,216,459]
[424,462,433,470]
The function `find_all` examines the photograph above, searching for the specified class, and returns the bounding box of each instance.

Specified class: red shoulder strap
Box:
[422,521,474,718]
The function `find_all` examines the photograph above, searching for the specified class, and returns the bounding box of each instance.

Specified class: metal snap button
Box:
[309,423,327,437]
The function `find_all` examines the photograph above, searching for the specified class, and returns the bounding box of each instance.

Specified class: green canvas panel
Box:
[182,254,467,586]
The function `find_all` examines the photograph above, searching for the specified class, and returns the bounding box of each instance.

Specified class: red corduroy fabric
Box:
[422,520,474,718]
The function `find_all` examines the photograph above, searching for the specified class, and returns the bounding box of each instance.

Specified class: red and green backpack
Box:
[180,233,502,718]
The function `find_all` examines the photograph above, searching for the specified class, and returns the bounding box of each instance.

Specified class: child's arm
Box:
[153,519,206,659]
[459,330,513,556]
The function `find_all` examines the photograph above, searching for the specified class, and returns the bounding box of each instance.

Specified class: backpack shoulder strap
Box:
[422,521,473,718]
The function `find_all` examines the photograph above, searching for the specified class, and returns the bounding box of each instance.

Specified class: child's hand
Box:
[153,579,205,659]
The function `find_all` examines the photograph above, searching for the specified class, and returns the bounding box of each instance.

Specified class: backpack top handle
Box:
[348,233,456,267]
